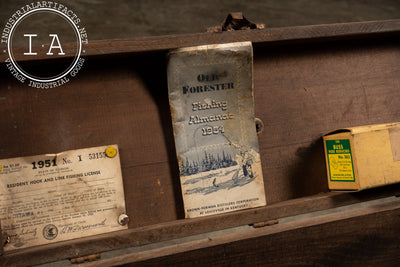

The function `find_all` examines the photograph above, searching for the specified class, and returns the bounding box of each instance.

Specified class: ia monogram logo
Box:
[24,33,65,56]
[1,3,88,88]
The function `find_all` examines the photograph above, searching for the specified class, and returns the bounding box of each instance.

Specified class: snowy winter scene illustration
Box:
[180,145,260,195]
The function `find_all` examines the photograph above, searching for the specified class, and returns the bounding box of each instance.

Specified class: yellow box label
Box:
[326,139,355,182]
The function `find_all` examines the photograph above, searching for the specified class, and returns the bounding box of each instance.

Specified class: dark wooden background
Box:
[1,1,400,265]
[1,23,399,229]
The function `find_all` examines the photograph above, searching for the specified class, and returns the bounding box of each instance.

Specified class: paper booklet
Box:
[167,42,266,218]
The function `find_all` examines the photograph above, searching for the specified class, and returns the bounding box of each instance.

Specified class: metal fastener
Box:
[255,118,264,135]
[118,214,129,226]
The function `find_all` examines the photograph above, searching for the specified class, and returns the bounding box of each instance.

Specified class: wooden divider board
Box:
[0,20,399,265]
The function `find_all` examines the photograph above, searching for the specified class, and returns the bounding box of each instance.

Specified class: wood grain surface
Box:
[1,20,400,62]
[124,198,400,267]
[2,186,399,266]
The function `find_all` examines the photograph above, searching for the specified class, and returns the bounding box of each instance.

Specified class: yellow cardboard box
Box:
[323,122,400,191]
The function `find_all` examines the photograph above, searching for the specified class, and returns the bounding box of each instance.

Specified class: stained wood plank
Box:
[254,39,400,201]
[2,185,399,266]
[126,201,400,266]
[2,19,400,62]
[2,36,400,217]
[1,20,400,266]
[74,196,400,266]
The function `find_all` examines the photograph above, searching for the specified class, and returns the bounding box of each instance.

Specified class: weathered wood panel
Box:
[2,20,400,61]
[2,35,400,225]
[0,20,400,265]
[2,186,399,266]
[123,200,400,266]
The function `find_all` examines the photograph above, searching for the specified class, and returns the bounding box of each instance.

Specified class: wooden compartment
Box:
[1,20,400,266]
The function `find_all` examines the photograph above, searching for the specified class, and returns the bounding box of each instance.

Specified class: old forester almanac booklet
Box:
[167,42,266,218]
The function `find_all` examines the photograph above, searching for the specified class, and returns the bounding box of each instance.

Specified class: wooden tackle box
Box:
[1,19,400,266]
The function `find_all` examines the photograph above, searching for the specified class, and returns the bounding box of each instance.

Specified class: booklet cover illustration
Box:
[167,42,266,218]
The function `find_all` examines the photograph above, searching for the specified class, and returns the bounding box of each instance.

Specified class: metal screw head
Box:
[118,214,129,226]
